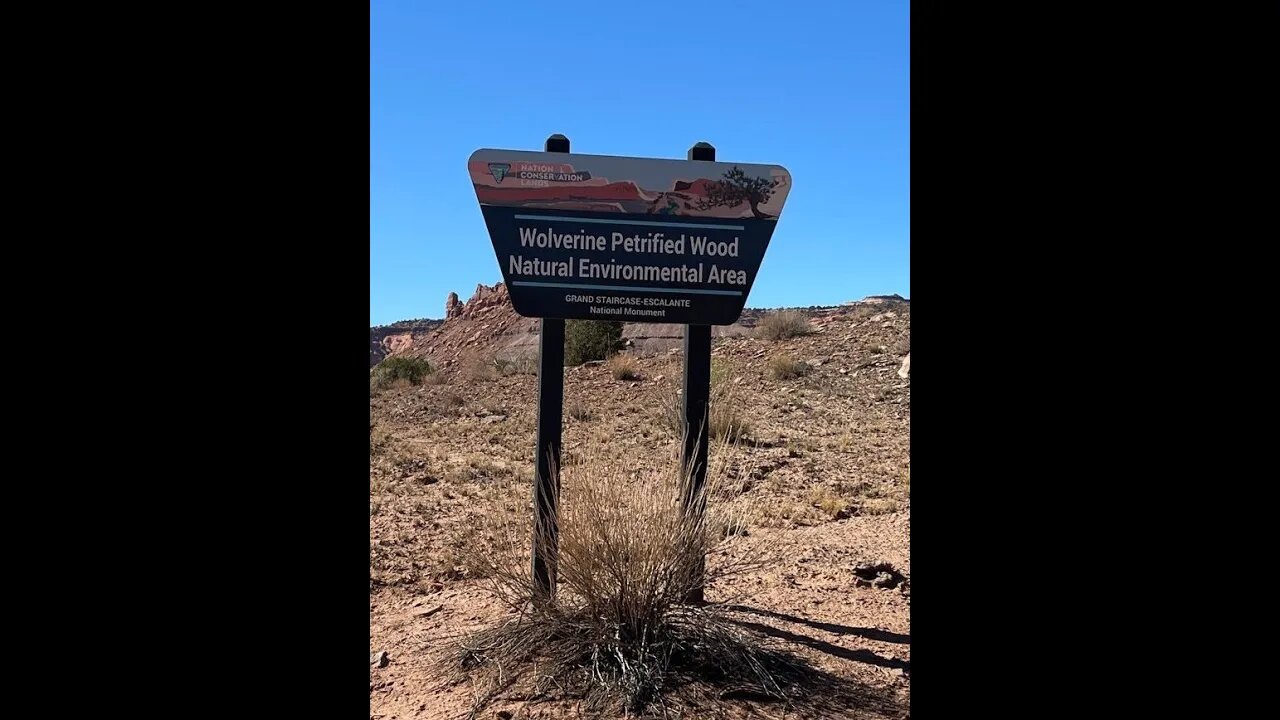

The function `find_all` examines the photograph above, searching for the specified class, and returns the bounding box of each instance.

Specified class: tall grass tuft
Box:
[450,440,821,715]
[755,310,811,341]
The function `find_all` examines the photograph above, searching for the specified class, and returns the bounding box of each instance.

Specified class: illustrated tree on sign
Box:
[695,166,782,218]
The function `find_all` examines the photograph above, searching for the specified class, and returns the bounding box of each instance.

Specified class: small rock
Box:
[653,374,664,382]
[734,376,744,384]
[371,650,390,668]
[413,604,443,618]
[808,358,823,367]
[839,368,848,374]
[853,562,908,590]
[482,414,506,424]
[898,353,911,379]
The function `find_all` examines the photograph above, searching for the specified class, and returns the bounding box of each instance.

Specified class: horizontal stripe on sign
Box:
[510,281,743,297]
[512,214,745,231]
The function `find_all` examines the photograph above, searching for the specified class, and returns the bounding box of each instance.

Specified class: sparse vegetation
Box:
[370,355,433,389]
[564,319,623,366]
[450,443,838,717]
[566,398,594,421]
[755,310,811,341]
[662,360,751,442]
[369,423,393,456]
[768,355,810,380]
[807,485,849,519]
[860,496,901,515]
[491,355,537,376]
[606,352,641,380]
[371,298,911,717]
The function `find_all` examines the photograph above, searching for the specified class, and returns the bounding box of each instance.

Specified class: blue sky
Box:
[371,0,908,326]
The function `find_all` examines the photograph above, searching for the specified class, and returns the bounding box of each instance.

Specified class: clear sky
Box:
[371,0,908,326]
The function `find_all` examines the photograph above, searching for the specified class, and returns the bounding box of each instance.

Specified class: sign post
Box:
[467,139,791,604]
[681,141,715,604]
[531,134,570,603]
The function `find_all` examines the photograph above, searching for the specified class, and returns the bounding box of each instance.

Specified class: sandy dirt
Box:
[370,302,910,719]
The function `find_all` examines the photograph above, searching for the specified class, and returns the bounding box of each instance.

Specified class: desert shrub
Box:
[606,353,641,380]
[452,442,819,716]
[370,356,432,389]
[662,359,750,442]
[491,355,537,376]
[566,398,594,421]
[768,355,810,380]
[369,424,392,456]
[754,310,811,341]
[807,485,849,519]
[565,320,623,366]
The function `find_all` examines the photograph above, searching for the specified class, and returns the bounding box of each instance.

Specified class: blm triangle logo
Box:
[487,163,510,183]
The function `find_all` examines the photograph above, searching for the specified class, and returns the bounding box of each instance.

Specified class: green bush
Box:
[371,355,433,389]
[564,320,623,366]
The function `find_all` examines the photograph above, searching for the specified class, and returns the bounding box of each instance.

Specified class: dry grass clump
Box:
[447,441,873,716]
[566,397,594,421]
[605,353,641,380]
[768,355,810,380]
[755,310,811,341]
[807,485,850,519]
[661,361,751,443]
[492,355,537,376]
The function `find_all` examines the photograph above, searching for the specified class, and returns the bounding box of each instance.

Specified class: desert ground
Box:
[370,290,910,719]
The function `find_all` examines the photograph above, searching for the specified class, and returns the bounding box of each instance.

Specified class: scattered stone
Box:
[413,604,443,618]
[653,374,664,382]
[808,358,824,367]
[371,650,390,668]
[898,353,911,379]
[481,414,506,424]
[839,368,848,374]
[853,562,908,590]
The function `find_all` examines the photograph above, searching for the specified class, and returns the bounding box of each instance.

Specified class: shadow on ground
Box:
[441,604,907,719]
